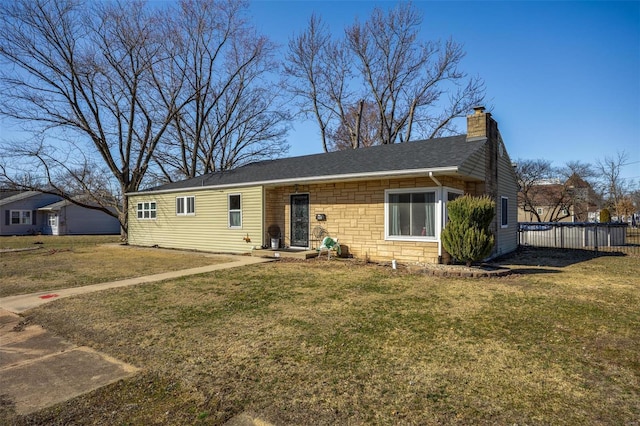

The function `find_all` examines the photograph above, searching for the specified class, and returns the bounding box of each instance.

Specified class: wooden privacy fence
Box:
[518,222,639,255]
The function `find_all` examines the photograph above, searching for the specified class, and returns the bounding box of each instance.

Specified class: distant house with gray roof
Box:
[1,190,120,236]
[126,108,518,264]
[37,198,121,236]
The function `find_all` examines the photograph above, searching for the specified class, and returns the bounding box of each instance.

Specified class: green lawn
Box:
[2,247,639,425]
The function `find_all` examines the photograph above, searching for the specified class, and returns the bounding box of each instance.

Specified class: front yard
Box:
[1,241,639,425]
[0,236,229,297]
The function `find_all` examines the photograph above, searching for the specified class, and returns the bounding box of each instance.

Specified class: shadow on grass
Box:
[497,247,626,269]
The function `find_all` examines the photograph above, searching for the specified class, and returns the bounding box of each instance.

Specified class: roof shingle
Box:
[140,135,484,193]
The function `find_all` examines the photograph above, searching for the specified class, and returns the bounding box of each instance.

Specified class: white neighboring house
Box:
[0,190,120,236]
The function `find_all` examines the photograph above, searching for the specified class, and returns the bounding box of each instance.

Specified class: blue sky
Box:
[249,0,640,182]
[1,1,637,183]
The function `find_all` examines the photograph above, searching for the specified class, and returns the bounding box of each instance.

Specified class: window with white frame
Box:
[536,207,544,215]
[444,190,464,223]
[10,210,32,225]
[176,196,195,215]
[501,196,509,228]
[136,201,157,220]
[386,189,438,239]
[228,194,241,228]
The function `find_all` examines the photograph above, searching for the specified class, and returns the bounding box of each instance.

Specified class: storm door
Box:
[48,213,59,235]
[290,194,309,248]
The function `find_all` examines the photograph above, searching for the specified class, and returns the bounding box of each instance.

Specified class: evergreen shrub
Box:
[441,195,495,267]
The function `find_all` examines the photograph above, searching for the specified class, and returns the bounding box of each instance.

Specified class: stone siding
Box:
[265,176,466,264]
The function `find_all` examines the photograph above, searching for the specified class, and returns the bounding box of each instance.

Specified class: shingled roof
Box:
[136,135,485,194]
[0,190,41,205]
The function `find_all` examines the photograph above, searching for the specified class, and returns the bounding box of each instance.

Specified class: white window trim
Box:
[501,196,509,228]
[10,210,32,225]
[176,196,195,216]
[137,201,157,220]
[384,187,465,242]
[228,193,242,229]
[444,188,464,224]
[384,188,441,242]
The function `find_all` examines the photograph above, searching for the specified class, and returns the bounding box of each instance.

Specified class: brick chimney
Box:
[466,106,498,141]
[467,106,500,248]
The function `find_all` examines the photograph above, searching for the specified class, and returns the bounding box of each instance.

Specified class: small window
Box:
[137,201,157,220]
[501,197,509,228]
[10,210,31,225]
[536,207,544,215]
[176,196,195,216]
[228,194,241,228]
[444,190,464,224]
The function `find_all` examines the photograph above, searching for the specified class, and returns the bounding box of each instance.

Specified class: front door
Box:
[48,213,58,235]
[290,194,309,248]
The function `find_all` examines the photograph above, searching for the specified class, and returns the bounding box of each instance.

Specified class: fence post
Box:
[594,223,599,253]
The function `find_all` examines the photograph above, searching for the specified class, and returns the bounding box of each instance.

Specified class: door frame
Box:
[290,193,310,248]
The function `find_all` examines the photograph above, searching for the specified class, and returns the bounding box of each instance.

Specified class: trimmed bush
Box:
[599,208,611,223]
[441,195,495,266]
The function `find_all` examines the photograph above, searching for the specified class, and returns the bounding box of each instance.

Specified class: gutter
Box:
[429,172,444,264]
[126,166,460,197]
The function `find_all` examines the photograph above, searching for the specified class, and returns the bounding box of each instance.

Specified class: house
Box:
[517,174,599,223]
[37,198,121,235]
[1,191,62,236]
[126,107,518,264]
[0,190,120,236]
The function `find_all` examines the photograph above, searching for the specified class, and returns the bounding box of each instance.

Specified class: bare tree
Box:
[285,4,485,152]
[150,0,289,182]
[516,158,603,222]
[515,159,554,222]
[327,100,380,150]
[0,0,288,237]
[0,137,120,218]
[595,150,632,218]
[0,0,191,238]
[285,14,349,153]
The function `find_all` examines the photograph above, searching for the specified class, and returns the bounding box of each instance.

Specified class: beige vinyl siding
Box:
[128,186,263,253]
[458,144,487,181]
[495,141,519,256]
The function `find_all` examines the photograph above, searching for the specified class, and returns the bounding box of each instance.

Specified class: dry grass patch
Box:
[0,235,120,250]
[5,251,639,425]
[0,238,230,297]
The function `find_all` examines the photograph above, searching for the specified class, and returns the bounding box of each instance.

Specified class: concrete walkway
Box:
[0,255,273,417]
[0,255,273,314]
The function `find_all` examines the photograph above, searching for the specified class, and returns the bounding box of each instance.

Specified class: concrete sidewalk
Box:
[0,255,273,314]
[0,255,273,417]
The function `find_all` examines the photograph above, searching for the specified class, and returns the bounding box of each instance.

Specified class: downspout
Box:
[429,172,444,264]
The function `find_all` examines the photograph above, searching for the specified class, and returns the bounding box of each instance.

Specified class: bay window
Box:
[386,190,437,239]
[385,187,464,241]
